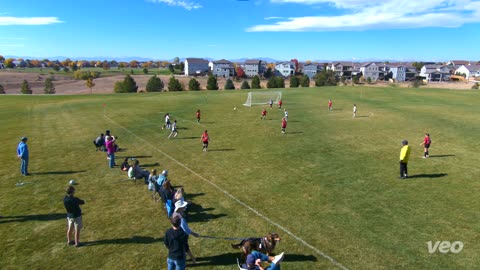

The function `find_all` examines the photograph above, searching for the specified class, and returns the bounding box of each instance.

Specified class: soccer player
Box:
[162,113,171,130]
[328,99,333,111]
[201,130,209,152]
[399,140,411,179]
[281,117,287,134]
[353,104,357,118]
[168,120,178,139]
[278,99,283,109]
[268,99,273,109]
[261,108,267,120]
[284,109,288,122]
[420,133,432,158]
[196,110,201,124]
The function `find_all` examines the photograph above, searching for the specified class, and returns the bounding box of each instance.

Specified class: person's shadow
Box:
[85,235,162,246]
[408,173,448,179]
[0,213,65,224]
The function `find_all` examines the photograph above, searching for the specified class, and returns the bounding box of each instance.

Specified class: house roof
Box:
[450,60,470,66]
[459,64,480,72]
[333,61,354,67]
[245,59,262,65]
[186,58,209,64]
[213,59,232,64]
[361,62,377,67]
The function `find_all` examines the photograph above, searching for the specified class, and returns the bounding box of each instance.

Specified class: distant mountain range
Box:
[4,55,413,63]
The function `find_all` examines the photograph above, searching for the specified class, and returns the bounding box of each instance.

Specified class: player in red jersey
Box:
[261,108,267,120]
[281,117,287,134]
[419,133,432,158]
[196,109,201,124]
[278,99,283,109]
[328,99,333,111]
[201,130,209,152]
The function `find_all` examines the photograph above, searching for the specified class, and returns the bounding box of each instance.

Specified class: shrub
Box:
[114,74,138,93]
[146,75,164,92]
[300,75,310,87]
[167,76,183,91]
[472,82,479,90]
[251,75,261,89]
[290,76,300,88]
[240,80,250,89]
[21,80,32,94]
[188,78,201,91]
[44,78,55,94]
[207,75,219,90]
[224,78,235,90]
[412,79,422,88]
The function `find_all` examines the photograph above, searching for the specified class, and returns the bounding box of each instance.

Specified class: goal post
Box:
[243,91,282,106]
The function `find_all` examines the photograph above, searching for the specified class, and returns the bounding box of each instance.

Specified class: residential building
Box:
[420,65,451,82]
[389,64,407,82]
[209,59,235,78]
[275,61,295,77]
[359,62,380,81]
[244,59,264,77]
[455,65,480,80]
[303,64,322,79]
[185,58,210,76]
[328,62,354,78]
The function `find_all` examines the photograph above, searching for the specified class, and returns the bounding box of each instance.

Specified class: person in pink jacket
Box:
[105,136,116,168]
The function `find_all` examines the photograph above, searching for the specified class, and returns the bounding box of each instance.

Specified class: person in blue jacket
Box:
[17,137,29,176]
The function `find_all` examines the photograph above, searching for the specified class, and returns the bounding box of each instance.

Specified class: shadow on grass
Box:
[289,120,302,123]
[208,149,235,152]
[117,155,153,159]
[189,252,239,267]
[32,171,86,175]
[287,132,304,135]
[283,254,318,262]
[408,173,448,179]
[177,127,189,130]
[187,192,205,199]
[187,203,227,223]
[428,155,455,158]
[178,137,199,140]
[0,213,65,224]
[199,121,215,124]
[116,148,128,152]
[355,115,369,118]
[142,162,160,167]
[86,235,163,246]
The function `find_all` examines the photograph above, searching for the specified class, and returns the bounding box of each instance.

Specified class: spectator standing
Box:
[17,137,29,176]
[164,215,190,270]
[63,186,85,247]
[105,136,116,168]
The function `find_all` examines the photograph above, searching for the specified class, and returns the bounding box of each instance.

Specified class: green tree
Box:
[146,75,164,92]
[0,84,5,94]
[114,74,138,93]
[240,80,250,89]
[366,77,372,83]
[173,57,180,64]
[251,75,261,89]
[21,80,32,94]
[275,76,285,88]
[167,76,183,91]
[167,64,174,73]
[267,76,276,88]
[353,76,359,84]
[290,76,300,88]
[471,82,479,90]
[224,78,235,90]
[188,78,201,91]
[44,78,55,94]
[315,70,337,87]
[264,67,273,78]
[412,79,422,88]
[207,75,219,90]
[412,62,425,71]
[86,78,95,94]
[143,68,148,74]
[301,75,310,87]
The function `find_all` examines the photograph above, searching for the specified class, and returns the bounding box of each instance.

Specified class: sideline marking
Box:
[104,115,349,270]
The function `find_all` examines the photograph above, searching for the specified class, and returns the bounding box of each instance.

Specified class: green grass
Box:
[0,87,479,270]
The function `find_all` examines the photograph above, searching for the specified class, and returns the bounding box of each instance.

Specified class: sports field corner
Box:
[1,86,479,269]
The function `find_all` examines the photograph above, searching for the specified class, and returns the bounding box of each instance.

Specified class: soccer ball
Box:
[69,180,76,185]
[234,107,237,110]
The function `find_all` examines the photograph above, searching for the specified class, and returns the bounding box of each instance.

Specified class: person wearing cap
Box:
[399,139,411,179]
[243,251,285,270]
[164,215,189,270]
[171,199,198,264]
[17,137,29,176]
[63,185,85,247]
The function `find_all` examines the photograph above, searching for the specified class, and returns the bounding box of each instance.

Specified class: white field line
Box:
[104,115,349,270]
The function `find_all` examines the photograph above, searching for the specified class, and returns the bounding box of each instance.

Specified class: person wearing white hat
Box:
[171,199,198,264]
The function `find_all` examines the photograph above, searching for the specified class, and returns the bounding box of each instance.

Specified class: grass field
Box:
[0,87,479,270]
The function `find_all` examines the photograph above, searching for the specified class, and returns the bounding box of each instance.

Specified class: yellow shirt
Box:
[400,145,411,163]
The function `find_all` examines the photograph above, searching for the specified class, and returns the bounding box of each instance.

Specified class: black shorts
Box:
[425,143,430,149]
[203,141,208,146]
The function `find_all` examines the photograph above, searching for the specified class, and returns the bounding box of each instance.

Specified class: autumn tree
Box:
[102,61,110,70]
[5,58,15,68]
[236,67,246,78]
[114,74,138,93]
[86,78,95,94]
[290,76,300,88]
[207,75,219,90]
[44,78,55,94]
[129,60,138,68]
[251,75,261,89]
[224,78,235,90]
[300,75,310,87]
[167,76,183,91]
[146,75,164,92]
[240,80,250,89]
[291,59,299,73]
[21,80,32,94]
[188,78,201,91]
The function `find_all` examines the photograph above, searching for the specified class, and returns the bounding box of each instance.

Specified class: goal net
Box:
[243,91,282,106]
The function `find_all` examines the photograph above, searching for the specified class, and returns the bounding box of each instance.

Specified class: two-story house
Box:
[359,62,379,81]
[328,62,354,78]
[209,59,235,78]
[185,58,210,76]
[420,65,451,82]
[244,59,264,77]
[455,65,480,80]
[303,64,323,79]
[275,61,295,77]
[389,64,407,82]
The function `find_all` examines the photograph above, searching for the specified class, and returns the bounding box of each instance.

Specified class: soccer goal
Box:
[243,91,282,106]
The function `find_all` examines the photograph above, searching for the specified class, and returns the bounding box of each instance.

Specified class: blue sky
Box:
[1,0,480,61]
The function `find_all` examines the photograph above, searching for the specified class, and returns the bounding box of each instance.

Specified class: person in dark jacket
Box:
[63,186,85,247]
[164,215,189,270]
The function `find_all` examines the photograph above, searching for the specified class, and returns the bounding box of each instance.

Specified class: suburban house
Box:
[303,63,323,79]
[275,61,295,77]
[420,65,451,82]
[389,64,407,82]
[455,65,480,80]
[446,60,471,66]
[184,58,210,76]
[209,59,235,78]
[328,62,354,78]
[359,62,380,81]
[244,59,264,77]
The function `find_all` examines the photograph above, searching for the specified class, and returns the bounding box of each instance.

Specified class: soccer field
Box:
[0,87,479,270]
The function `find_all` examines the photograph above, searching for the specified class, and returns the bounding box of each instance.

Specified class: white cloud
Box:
[247,0,480,31]
[265,16,284,20]
[0,16,62,25]
[148,0,202,10]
